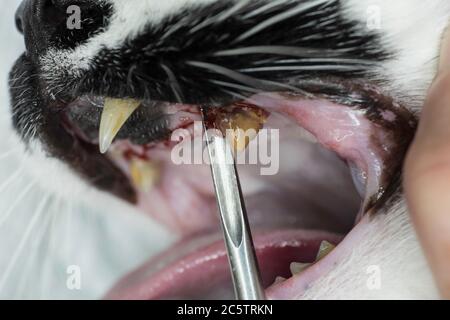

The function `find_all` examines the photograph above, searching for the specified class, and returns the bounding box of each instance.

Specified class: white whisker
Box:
[63,201,74,261]
[219,88,248,100]
[0,165,25,194]
[239,64,369,73]
[187,60,310,95]
[208,79,260,93]
[39,198,61,299]
[214,45,331,57]
[234,0,328,43]
[0,194,52,291]
[14,203,54,299]
[160,63,184,103]
[242,0,286,19]
[190,0,251,34]
[0,181,36,227]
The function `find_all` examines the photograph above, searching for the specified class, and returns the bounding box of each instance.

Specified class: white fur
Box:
[1,0,449,299]
[41,0,222,76]
[344,0,450,110]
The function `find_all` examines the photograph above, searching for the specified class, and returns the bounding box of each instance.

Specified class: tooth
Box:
[130,158,160,192]
[99,98,140,154]
[228,128,259,153]
[218,108,266,153]
[273,276,286,285]
[316,240,336,261]
[290,262,311,275]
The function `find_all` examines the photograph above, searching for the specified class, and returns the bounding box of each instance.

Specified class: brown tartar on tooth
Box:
[316,240,335,261]
[202,102,269,153]
[290,262,312,275]
[288,240,336,277]
[129,158,160,193]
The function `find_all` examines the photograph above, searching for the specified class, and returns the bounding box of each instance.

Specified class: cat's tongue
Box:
[105,229,343,299]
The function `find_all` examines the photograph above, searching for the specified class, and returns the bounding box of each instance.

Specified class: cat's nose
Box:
[15,0,60,35]
[15,1,26,34]
[16,0,109,58]
[15,0,72,56]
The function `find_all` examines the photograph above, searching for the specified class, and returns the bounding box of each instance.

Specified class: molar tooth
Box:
[218,108,266,153]
[316,240,336,261]
[130,158,160,192]
[290,262,311,275]
[227,128,259,153]
[99,98,140,154]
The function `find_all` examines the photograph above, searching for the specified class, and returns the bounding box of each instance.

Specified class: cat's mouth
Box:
[55,80,416,299]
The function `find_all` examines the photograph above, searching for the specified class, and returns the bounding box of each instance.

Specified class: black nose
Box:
[14,0,68,56]
[15,0,63,33]
[15,1,26,34]
[16,0,111,58]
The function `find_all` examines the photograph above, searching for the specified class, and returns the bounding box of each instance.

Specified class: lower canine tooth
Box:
[130,159,160,192]
[99,98,140,154]
[316,241,336,261]
[273,276,286,285]
[290,262,311,275]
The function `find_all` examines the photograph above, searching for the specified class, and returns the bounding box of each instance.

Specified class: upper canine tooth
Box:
[316,241,336,261]
[99,98,140,154]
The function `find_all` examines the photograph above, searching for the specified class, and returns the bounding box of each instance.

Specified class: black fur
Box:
[9,55,136,203]
[50,0,389,104]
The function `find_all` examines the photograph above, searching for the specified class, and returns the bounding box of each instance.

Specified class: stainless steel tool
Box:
[201,107,266,300]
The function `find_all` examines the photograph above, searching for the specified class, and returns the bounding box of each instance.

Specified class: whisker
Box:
[0,181,36,227]
[214,45,345,58]
[63,200,74,261]
[208,79,261,94]
[190,0,251,34]
[243,0,286,19]
[0,194,52,291]
[218,88,248,101]
[0,165,25,194]
[39,198,61,299]
[160,63,184,103]
[0,147,21,161]
[14,203,54,299]
[239,64,370,73]
[233,0,329,43]
[186,60,312,96]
